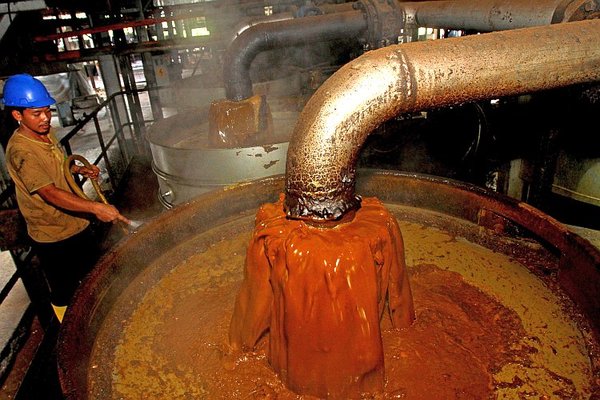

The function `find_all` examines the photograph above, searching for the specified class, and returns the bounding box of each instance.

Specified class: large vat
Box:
[57,170,600,399]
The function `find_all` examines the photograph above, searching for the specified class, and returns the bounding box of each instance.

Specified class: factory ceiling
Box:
[0,0,279,77]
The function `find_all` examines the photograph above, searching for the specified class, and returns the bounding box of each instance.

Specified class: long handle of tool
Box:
[64,155,132,235]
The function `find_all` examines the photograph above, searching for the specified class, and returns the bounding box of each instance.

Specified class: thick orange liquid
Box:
[229,195,415,398]
[91,203,593,399]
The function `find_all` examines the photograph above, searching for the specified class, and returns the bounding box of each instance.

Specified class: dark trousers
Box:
[32,226,100,306]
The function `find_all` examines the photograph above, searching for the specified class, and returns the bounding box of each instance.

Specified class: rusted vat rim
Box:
[57,171,600,399]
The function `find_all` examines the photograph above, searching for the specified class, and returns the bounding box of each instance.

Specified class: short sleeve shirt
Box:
[6,129,89,243]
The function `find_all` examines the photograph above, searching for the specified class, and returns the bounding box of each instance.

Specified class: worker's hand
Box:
[92,202,131,225]
[73,164,101,180]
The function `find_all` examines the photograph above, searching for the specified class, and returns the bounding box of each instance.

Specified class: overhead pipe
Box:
[223,0,600,103]
[230,0,359,41]
[284,19,600,221]
[223,9,367,101]
[405,0,598,31]
[230,13,296,44]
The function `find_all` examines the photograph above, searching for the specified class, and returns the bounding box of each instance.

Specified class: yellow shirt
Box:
[6,129,89,243]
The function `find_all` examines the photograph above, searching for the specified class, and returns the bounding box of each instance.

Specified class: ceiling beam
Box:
[0,1,47,13]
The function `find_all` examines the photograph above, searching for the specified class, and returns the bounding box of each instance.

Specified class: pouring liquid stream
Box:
[229,195,415,398]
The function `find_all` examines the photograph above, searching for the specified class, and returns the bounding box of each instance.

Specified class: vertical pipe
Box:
[135,0,164,122]
[98,54,131,161]
[528,128,562,210]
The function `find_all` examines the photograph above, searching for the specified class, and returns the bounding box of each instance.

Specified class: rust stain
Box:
[263,160,278,169]
[262,145,279,153]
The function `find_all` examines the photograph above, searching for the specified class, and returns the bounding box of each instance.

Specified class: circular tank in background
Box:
[146,106,299,208]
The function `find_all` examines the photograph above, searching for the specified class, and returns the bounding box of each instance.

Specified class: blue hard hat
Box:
[2,73,56,108]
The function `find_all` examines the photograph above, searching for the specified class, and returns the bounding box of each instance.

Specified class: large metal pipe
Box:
[284,19,600,221]
[223,10,367,101]
[405,0,588,31]
[223,0,596,102]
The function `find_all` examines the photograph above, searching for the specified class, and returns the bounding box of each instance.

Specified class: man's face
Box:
[12,106,52,135]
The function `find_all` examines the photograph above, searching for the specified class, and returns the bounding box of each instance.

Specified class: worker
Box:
[2,73,130,322]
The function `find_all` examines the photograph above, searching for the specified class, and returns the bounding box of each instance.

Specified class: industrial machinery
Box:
[0,0,599,398]
[58,8,600,399]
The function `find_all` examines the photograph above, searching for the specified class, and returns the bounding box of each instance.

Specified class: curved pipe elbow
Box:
[284,19,600,221]
[223,10,367,101]
[284,47,412,220]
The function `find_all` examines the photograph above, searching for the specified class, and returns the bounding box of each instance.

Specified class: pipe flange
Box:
[554,0,600,22]
[285,188,362,221]
[356,0,405,49]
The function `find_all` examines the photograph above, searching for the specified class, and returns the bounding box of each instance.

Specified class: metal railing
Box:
[59,88,157,195]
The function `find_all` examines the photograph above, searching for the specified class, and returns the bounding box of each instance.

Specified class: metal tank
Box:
[146,105,299,208]
[56,171,600,398]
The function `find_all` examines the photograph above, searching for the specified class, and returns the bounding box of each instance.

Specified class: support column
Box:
[98,54,132,160]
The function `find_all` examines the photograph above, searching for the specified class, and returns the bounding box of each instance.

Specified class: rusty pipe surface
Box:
[404,0,587,31]
[223,10,367,101]
[284,19,600,221]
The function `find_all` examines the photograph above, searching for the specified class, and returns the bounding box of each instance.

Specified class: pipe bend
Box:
[284,19,600,221]
[284,48,413,220]
[223,10,367,101]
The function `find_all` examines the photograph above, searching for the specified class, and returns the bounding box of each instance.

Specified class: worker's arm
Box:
[36,183,130,224]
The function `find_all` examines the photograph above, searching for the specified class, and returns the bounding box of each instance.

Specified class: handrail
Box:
[57,87,159,200]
